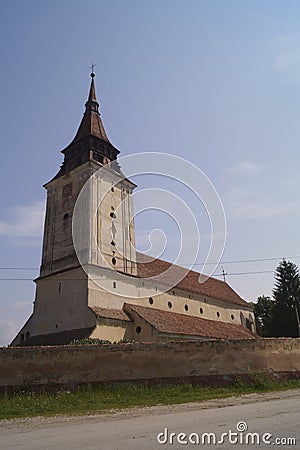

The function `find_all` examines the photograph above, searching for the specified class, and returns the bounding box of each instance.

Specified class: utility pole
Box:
[293,297,300,337]
[222,266,227,282]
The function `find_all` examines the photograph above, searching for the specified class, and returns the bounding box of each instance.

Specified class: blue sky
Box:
[1,0,300,345]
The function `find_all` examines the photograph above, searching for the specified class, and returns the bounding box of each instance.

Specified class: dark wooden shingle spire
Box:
[52,71,120,180]
[72,72,110,144]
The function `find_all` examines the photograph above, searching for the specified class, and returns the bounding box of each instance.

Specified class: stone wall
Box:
[1,338,300,391]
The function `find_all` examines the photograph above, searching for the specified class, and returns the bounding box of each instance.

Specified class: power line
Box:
[0,254,298,281]
[181,255,300,266]
[0,278,34,281]
[0,269,276,281]
[0,254,300,271]
[0,268,37,270]
[215,270,274,277]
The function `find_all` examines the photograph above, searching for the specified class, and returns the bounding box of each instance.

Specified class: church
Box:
[11,72,256,346]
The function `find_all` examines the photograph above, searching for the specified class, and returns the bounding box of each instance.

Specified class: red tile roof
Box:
[125,303,256,340]
[90,306,131,322]
[136,252,250,307]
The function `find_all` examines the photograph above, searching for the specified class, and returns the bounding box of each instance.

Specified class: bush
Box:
[69,338,111,345]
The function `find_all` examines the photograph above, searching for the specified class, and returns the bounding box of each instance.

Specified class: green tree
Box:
[269,260,300,337]
[253,296,274,337]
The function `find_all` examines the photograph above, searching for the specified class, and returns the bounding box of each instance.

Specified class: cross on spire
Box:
[90,63,96,78]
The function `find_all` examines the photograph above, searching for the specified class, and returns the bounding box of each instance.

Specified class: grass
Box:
[1,376,300,420]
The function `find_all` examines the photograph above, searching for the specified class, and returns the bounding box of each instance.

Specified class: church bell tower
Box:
[11,71,137,345]
[41,71,137,278]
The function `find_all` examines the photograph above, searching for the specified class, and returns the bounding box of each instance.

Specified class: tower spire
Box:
[88,65,97,102]
[57,70,120,179]
[71,70,109,143]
